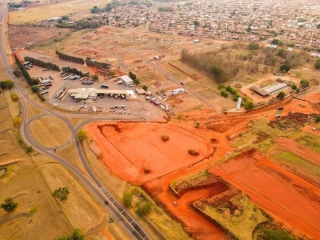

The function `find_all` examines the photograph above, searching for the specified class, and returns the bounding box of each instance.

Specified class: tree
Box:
[1,197,18,213]
[91,74,99,81]
[136,201,152,217]
[53,187,70,202]
[248,42,259,50]
[300,79,309,89]
[129,71,136,80]
[77,129,87,141]
[133,78,140,85]
[142,85,148,91]
[31,85,40,93]
[56,228,86,240]
[122,192,133,207]
[61,16,70,21]
[315,59,320,70]
[280,63,290,73]
[91,6,100,13]
[11,93,19,102]
[221,89,228,98]
[193,20,200,27]
[13,116,22,127]
[316,115,320,123]
[0,80,14,90]
[13,70,20,77]
[277,91,286,100]
[291,84,297,90]
[262,229,295,240]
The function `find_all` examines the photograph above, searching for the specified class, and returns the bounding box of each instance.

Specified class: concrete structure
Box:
[119,75,133,85]
[236,97,242,110]
[68,88,135,100]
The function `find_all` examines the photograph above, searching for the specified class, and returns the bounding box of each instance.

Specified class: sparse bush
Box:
[1,197,18,213]
[300,79,309,89]
[248,42,259,50]
[122,192,133,208]
[13,116,22,127]
[136,201,152,217]
[316,115,320,123]
[53,187,70,202]
[11,93,19,102]
[56,228,86,240]
[77,129,87,141]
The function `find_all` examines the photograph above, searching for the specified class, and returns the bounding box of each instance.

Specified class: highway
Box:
[0,1,150,239]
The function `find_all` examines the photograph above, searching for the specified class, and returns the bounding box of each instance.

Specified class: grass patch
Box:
[271,151,320,179]
[296,133,320,153]
[196,194,267,240]
[55,142,85,172]
[29,116,72,148]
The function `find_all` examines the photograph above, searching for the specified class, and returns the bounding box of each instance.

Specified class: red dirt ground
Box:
[87,87,320,239]
[85,122,216,184]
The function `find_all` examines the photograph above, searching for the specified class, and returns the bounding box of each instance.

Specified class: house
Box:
[119,75,133,85]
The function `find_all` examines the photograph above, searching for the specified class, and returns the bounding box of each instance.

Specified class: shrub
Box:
[77,130,87,141]
[122,192,133,208]
[316,115,320,123]
[53,187,70,202]
[1,197,18,213]
[133,78,140,85]
[221,90,229,98]
[11,93,19,102]
[248,42,259,50]
[277,91,285,100]
[315,59,320,70]
[136,201,152,217]
[13,116,22,127]
[218,83,225,89]
[0,80,14,90]
[31,85,40,93]
[261,229,296,240]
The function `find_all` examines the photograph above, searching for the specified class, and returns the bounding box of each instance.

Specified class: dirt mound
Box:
[269,112,317,129]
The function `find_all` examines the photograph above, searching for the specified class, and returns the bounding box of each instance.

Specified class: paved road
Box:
[0,2,150,239]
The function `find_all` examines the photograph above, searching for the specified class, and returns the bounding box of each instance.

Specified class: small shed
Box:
[119,75,133,85]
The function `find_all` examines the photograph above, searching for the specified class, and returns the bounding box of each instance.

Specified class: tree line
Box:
[181,50,241,83]
[56,51,84,65]
[85,59,110,69]
[61,66,87,77]
[24,56,60,71]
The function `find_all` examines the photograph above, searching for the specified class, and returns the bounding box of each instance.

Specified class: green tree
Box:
[248,42,259,50]
[136,201,152,217]
[77,129,87,141]
[277,91,286,100]
[280,63,290,73]
[1,197,18,213]
[129,71,136,80]
[11,93,19,102]
[61,16,70,21]
[31,85,40,93]
[122,192,133,207]
[142,85,148,91]
[13,70,20,77]
[133,78,140,85]
[315,59,320,70]
[56,228,86,240]
[193,20,200,27]
[291,84,297,90]
[53,187,70,202]
[300,79,309,89]
[262,229,296,240]
[220,89,228,97]
[315,115,320,123]
[91,6,100,13]
[91,74,99,81]
[0,80,14,90]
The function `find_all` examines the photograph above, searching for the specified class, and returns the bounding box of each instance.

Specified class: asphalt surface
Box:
[0,2,150,239]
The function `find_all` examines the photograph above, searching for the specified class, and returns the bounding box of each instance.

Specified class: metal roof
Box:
[263,83,287,94]
[119,75,133,84]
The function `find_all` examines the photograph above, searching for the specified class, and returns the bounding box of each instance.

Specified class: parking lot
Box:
[26,65,165,119]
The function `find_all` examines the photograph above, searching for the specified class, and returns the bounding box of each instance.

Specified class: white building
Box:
[119,75,134,85]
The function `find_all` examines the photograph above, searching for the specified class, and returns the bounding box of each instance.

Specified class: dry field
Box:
[56,141,85,173]
[29,115,72,148]
[9,0,112,25]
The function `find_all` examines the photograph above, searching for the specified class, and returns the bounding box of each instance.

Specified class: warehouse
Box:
[119,75,134,85]
[252,83,288,97]
[68,88,135,100]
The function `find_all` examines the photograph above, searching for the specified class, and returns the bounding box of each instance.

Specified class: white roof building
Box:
[119,75,134,85]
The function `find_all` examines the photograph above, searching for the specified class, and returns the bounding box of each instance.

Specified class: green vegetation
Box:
[30,206,38,214]
[1,197,18,213]
[277,91,285,100]
[86,58,110,69]
[122,192,133,208]
[315,59,320,70]
[220,89,228,97]
[271,151,320,179]
[56,228,86,240]
[56,51,84,65]
[195,194,267,240]
[14,54,40,87]
[158,6,173,12]
[91,74,99,81]
[91,6,101,13]
[248,42,259,50]
[136,201,152,217]
[129,71,137,80]
[242,97,254,110]
[17,137,33,153]
[142,85,148,91]
[193,20,200,27]
[24,56,60,71]
[133,78,140,85]
[13,116,22,128]
[300,79,309,89]
[77,129,87,142]
[53,187,70,202]
[75,19,102,30]
[280,62,291,73]
[0,80,14,90]
[316,115,320,123]
[13,69,20,77]
[271,39,284,46]
[61,66,87,77]
[296,133,320,153]
[261,229,296,240]
[31,85,40,93]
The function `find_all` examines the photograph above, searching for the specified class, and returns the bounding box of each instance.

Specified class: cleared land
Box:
[29,115,72,148]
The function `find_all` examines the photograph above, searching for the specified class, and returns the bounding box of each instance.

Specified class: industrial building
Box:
[68,88,135,100]
[119,75,134,85]
[251,83,288,97]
